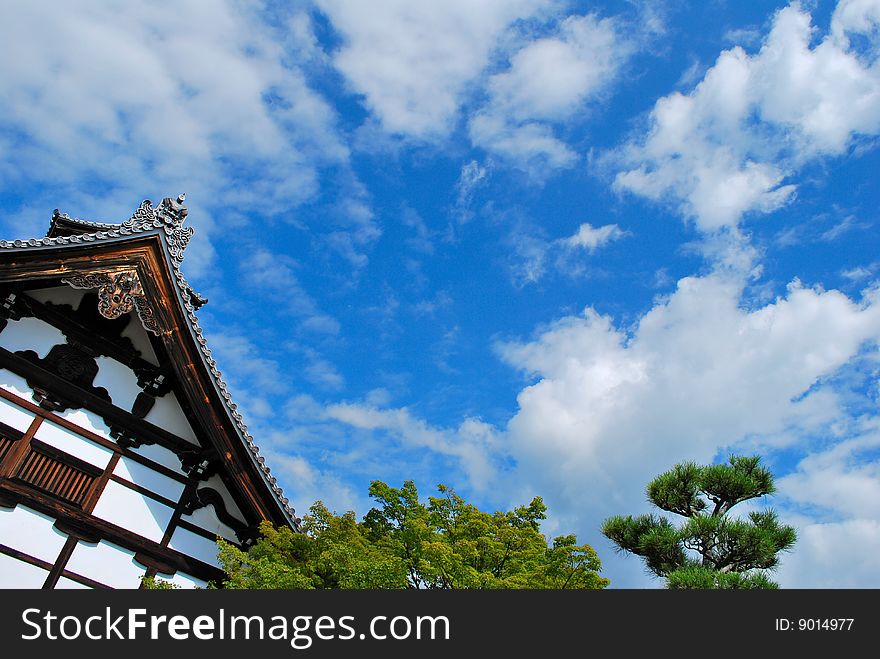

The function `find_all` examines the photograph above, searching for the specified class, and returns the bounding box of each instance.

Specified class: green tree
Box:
[219,480,609,589]
[601,455,796,589]
[218,502,409,589]
[140,575,180,589]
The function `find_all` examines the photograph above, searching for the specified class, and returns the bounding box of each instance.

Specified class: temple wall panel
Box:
[34,419,114,470]
[144,391,200,445]
[0,552,49,588]
[113,456,186,502]
[182,503,239,543]
[91,481,175,543]
[120,315,159,366]
[0,368,34,401]
[202,474,247,524]
[93,356,142,412]
[50,408,114,441]
[127,442,187,476]
[0,316,66,359]
[64,539,147,589]
[0,505,67,563]
[166,526,221,568]
[26,285,86,309]
[0,390,36,431]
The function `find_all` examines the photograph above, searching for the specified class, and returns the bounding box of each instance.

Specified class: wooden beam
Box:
[0,479,225,584]
[0,347,196,454]
[41,536,78,589]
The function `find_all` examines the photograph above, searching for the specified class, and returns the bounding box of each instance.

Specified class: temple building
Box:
[0,196,298,589]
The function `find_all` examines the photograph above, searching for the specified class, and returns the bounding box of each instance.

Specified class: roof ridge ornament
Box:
[122,194,193,264]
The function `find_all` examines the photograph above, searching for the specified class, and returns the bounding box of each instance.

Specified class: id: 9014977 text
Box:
[775,618,854,631]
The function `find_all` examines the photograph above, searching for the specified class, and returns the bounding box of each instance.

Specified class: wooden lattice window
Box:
[0,422,23,464]
[12,440,101,507]
[0,434,14,463]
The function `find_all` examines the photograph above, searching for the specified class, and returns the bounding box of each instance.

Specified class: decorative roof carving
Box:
[121,195,192,264]
[61,270,161,336]
[0,197,299,529]
[41,194,193,266]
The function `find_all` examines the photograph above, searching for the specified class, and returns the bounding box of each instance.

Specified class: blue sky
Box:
[2,0,880,588]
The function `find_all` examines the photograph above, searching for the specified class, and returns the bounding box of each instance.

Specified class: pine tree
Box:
[601,455,796,588]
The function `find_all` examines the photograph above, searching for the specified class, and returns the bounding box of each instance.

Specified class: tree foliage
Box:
[601,455,796,589]
[140,575,180,589]
[219,480,609,589]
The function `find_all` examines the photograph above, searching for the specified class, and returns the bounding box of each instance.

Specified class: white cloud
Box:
[507,229,553,286]
[469,116,577,172]
[302,350,346,392]
[612,1,880,232]
[779,431,880,520]
[259,448,362,516]
[242,248,339,330]
[453,160,491,223]
[324,196,382,269]
[487,14,625,123]
[400,205,434,254]
[564,223,628,252]
[507,221,629,285]
[820,213,867,241]
[723,26,763,48]
[831,0,880,49]
[756,3,880,154]
[244,249,306,297]
[317,0,550,139]
[203,331,289,424]
[299,314,342,336]
[842,264,879,280]
[412,291,454,317]
[324,403,500,490]
[0,0,350,277]
[775,519,880,588]
[470,13,628,172]
[457,161,491,199]
[496,267,880,586]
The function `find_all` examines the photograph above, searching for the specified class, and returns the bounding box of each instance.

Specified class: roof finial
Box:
[177,193,186,204]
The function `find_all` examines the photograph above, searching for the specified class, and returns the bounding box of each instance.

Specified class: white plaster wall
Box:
[0,315,66,358]
[0,367,33,401]
[182,503,239,543]
[127,443,186,476]
[0,552,49,588]
[0,505,68,563]
[167,526,221,568]
[26,286,86,308]
[65,540,147,589]
[91,481,174,543]
[113,456,185,502]
[202,474,246,524]
[144,391,199,445]
[121,314,159,366]
[34,419,113,470]
[93,356,141,412]
[52,408,114,441]
[0,395,35,432]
